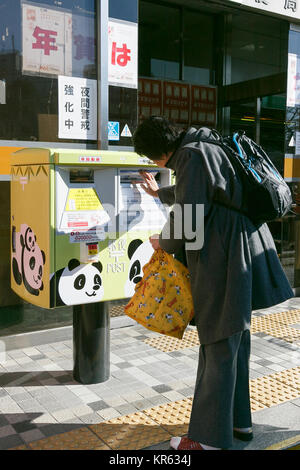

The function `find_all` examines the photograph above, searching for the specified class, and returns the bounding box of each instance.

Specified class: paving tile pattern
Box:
[0,298,299,450]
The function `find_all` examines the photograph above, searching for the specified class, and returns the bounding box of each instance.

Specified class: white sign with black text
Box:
[58,75,97,140]
[227,0,300,20]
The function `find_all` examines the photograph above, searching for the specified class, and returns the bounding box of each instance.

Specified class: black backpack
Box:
[199,130,293,224]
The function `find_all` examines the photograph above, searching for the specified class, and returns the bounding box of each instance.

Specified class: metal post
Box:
[72,1,110,385]
[97,0,109,150]
[73,302,110,384]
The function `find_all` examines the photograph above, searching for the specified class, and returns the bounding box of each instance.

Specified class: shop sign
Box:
[227,0,300,20]
[58,75,97,140]
[108,19,138,89]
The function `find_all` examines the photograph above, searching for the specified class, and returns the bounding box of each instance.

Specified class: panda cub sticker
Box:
[125,239,154,297]
[12,224,46,296]
[51,258,104,307]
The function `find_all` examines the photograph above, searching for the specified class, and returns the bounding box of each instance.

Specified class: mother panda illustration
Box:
[124,239,154,297]
[50,258,104,307]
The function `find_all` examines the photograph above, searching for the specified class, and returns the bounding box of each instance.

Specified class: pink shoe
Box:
[170,436,204,450]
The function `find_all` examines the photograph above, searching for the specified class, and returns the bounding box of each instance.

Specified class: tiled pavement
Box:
[0,298,299,450]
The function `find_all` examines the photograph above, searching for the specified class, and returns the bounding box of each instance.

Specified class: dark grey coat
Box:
[158,127,294,345]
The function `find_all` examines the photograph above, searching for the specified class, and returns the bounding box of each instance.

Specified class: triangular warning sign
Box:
[121,124,132,137]
[289,135,295,147]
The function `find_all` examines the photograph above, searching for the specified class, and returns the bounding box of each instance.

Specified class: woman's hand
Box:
[149,233,161,250]
[139,171,159,197]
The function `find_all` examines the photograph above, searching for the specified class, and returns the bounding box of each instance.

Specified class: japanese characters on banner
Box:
[58,75,97,140]
[71,14,96,78]
[163,82,190,124]
[191,85,217,126]
[138,78,217,127]
[108,19,138,89]
[22,2,96,77]
[138,78,162,120]
[287,53,300,107]
[22,3,72,76]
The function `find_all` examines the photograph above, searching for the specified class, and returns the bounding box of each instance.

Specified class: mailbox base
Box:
[73,302,110,384]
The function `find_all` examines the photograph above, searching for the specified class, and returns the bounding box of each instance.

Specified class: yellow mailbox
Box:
[10,148,171,309]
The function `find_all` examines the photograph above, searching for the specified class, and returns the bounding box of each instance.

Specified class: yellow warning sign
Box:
[65,188,103,211]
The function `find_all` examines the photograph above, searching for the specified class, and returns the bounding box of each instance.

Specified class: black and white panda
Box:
[124,239,154,297]
[50,258,104,307]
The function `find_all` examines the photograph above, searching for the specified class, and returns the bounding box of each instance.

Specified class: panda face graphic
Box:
[125,239,154,297]
[54,259,104,306]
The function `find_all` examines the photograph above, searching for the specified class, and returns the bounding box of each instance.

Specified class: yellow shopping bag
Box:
[124,249,194,339]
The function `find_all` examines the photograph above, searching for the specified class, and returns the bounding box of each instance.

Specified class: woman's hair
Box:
[132,116,184,160]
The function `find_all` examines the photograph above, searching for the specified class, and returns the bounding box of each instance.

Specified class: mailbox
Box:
[10,148,171,309]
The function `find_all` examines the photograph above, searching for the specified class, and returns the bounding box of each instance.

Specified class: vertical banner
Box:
[138,78,162,121]
[287,53,300,107]
[108,19,138,89]
[163,81,190,124]
[58,75,97,140]
[22,2,72,76]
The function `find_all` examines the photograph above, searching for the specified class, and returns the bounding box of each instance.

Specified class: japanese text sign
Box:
[108,19,138,89]
[22,2,96,77]
[58,75,97,140]
[227,0,300,20]
[22,3,72,76]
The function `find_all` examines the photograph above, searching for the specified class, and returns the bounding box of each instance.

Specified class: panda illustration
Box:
[124,239,154,297]
[50,258,104,307]
[12,224,46,296]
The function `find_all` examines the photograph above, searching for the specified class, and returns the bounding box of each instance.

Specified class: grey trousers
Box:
[188,329,252,449]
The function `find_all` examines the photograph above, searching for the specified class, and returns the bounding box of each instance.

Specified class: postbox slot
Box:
[70,169,94,183]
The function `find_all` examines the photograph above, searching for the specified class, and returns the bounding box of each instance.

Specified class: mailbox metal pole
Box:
[73,302,110,384]
[72,0,110,385]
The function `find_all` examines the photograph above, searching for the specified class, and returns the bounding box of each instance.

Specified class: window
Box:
[230,12,288,84]
[0,0,96,143]
[139,2,181,80]
[183,10,214,85]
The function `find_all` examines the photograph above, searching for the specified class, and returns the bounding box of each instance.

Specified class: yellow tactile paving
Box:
[89,412,171,450]
[144,310,300,352]
[265,310,300,325]
[144,328,199,352]
[143,398,192,435]
[250,397,267,412]
[9,445,28,450]
[27,427,110,450]
[249,375,299,407]
[251,316,300,343]
[267,367,300,393]
[110,304,127,317]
